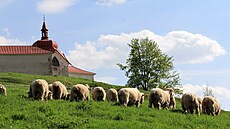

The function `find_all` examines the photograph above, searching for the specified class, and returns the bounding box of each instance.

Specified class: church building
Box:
[0,19,95,80]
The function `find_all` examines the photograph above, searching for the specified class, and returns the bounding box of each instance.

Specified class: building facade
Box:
[0,20,95,80]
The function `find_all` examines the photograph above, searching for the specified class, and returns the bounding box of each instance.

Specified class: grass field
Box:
[0,73,229,129]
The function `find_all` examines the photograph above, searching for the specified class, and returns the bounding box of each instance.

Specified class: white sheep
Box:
[148,88,172,110]
[70,84,90,102]
[92,87,106,101]
[51,81,69,100]
[106,88,118,103]
[30,79,49,101]
[181,93,200,115]
[165,88,176,109]
[202,96,221,116]
[118,88,144,108]
[0,84,6,96]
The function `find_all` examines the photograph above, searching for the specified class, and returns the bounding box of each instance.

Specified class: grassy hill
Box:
[0,72,229,129]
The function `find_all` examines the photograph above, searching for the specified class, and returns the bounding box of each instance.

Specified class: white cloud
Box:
[0,0,14,8]
[37,0,75,14]
[67,30,226,70]
[0,28,28,45]
[96,0,127,6]
[0,36,28,45]
[183,84,230,111]
[164,31,226,64]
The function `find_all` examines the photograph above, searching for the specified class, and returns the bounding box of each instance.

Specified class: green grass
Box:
[0,72,230,129]
[0,72,122,90]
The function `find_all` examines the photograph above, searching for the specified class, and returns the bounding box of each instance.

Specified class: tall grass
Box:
[0,73,229,128]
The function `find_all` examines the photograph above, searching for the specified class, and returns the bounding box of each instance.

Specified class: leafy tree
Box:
[118,38,181,91]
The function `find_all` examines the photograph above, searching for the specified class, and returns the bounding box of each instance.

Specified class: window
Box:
[52,57,60,66]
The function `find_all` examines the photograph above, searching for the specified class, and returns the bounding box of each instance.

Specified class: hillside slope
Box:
[0,72,229,129]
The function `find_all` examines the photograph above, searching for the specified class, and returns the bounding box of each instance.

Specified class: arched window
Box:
[52,57,60,66]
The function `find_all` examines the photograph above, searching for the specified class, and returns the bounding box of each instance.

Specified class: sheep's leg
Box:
[157,102,161,110]
[148,100,153,108]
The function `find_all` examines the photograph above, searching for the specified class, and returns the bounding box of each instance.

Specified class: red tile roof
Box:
[32,40,58,50]
[0,39,70,64]
[0,46,52,54]
[68,65,96,75]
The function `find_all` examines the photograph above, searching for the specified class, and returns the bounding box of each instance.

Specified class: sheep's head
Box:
[66,93,70,100]
[85,84,90,90]
[0,84,6,96]
[48,90,53,100]
[140,93,145,104]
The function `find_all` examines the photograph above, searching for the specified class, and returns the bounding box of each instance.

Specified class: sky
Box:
[1,0,230,111]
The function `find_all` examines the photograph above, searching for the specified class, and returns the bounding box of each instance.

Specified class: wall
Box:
[0,54,52,75]
[51,52,69,76]
[69,73,94,81]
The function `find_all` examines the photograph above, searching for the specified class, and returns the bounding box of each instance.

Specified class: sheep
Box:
[92,87,106,101]
[70,84,90,102]
[30,79,49,101]
[118,88,144,108]
[202,96,221,116]
[148,88,172,110]
[106,88,118,103]
[181,93,200,115]
[165,88,176,109]
[51,81,69,100]
[0,84,6,96]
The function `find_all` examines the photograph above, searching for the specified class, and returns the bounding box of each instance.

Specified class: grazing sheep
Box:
[0,84,6,96]
[51,81,69,100]
[202,96,221,116]
[92,87,106,101]
[70,84,90,102]
[106,88,118,103]
[181,93,200,115]
[118,88,144,108]
[30,79,49,101]
[165,88,176,109]
[148,88,172,110]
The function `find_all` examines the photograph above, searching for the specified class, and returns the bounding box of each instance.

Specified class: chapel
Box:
[0,19,95,80]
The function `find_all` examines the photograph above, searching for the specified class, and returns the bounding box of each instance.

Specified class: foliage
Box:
[118,38,181,91]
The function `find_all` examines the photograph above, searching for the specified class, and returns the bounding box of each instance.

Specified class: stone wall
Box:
[0,54,52,75]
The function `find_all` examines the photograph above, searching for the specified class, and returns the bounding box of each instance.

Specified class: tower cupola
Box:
[41,16,49,40]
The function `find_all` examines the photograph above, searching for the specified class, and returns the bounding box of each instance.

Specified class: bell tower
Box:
[41,16,49,40]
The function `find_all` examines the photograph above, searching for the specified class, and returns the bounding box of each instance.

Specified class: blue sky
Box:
[1,0,230,110]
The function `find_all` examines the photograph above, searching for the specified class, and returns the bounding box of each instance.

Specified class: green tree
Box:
[118,38,181,91]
